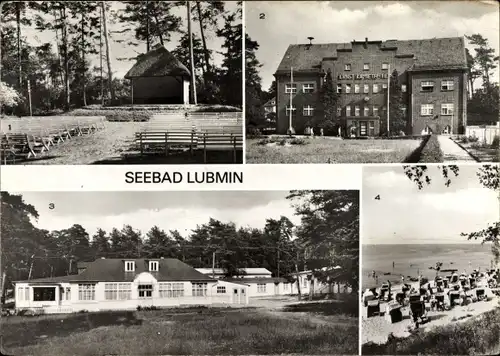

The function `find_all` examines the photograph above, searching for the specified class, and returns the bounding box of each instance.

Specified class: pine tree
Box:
[386,69,406,135]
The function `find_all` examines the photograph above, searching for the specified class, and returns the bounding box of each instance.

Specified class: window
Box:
[159,282,184,298]
[441,80,454,91]
[285,106,296,116]
[420,81,434,92]
[284,283,289,291]
[420,104,434,116]
[402,106,407,116]
[65,287,71,301]
[363,84,369,94]
[257,284,266,293]
[373,84,379,93]
[364,107,369,116]
[192,282,207,297]
[78,284,95,301]
[363,63,369,71]
[382,83,388,89]
[336,84,342,94]
[336,107,342,117]
[355,106,360,117]
[303,105,314,117]
[33,287,56,301]
[401,84,407,93]
[344,64,351,71]
[382,63,389,70]
[138,284,153,298]
[354,84,360,93]
[346,106,351,116]
[217,286,226,294]
[17,287,24,301]
[441,103,454,115]
[104,283,131,300]
[373,106,379,116]
[345,84,352,94]
[303,279,308,288]
[285,83,297,94]
[125,261,135,272]
[149,261,158,272]
[302,83,315,93]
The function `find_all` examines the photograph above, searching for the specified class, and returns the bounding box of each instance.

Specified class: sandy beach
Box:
[362,297,499,344]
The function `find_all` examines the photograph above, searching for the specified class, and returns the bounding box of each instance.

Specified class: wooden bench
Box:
[200,132,243,163]
[1,133,47,159]
[135,130,198,156]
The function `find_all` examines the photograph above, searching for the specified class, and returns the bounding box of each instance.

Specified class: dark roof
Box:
[223,277,289,284]
[275,37,467,74]
[15,258,213,283]
[124,46,190,79]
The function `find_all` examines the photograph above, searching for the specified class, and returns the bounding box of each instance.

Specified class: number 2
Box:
[259,13,265,19]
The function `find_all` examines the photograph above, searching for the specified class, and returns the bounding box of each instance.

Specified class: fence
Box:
[466,123,499,145]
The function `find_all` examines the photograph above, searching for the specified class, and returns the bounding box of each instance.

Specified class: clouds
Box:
[247,1,499,89]
[18,191,301,238]
[362,166,499,245]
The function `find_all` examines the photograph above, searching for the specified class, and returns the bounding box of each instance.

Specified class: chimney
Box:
[307,37,314,45]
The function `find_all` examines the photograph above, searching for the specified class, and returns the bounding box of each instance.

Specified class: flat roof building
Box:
[274,37,468,136]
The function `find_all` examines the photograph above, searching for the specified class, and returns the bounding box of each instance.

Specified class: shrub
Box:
[289,138,308,145]
[468,135,479,143]
[491,135,499,149]
[246,126,262,138]
[418,135,443,163]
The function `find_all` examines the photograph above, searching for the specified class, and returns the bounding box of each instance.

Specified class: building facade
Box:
[275,37,468,136]
[14,258,248,314]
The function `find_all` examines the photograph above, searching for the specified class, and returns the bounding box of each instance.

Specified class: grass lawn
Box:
[1,303,358,355]
[245,136,423,163]
[451,139,499,162]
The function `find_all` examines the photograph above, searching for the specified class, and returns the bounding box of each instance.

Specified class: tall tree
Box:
[466,34,499,87]
[287,190,360,292]
[101,1,115,103]
[387,69,406,135]
[318,68,339,133]
[91,228,110,258]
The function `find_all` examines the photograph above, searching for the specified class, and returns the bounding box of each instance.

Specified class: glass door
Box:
[360,121,368,136]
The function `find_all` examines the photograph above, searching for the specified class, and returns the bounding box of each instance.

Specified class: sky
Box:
[20,1,240,79]
[12,191,301,238]
[362,165,499,245]
[246,1,500,90]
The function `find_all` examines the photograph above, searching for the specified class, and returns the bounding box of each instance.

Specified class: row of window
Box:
[285,103,454,117]
[284,80,455,95]
[125,261,159,272]
[337,83,393,94]
[421,80,454,92]
[344,63,390,71]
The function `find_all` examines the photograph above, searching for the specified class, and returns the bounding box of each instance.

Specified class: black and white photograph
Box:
[361,164,500,355]
[245,1,499,164]
[1,190,359,355]
[0,1,243,165]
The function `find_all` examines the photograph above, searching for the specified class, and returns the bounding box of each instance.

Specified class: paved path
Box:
[437,135,476,162]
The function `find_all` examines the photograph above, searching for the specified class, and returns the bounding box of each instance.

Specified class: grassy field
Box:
[362,306,500,355]
[245,136,423,163]
[1,301,358,355]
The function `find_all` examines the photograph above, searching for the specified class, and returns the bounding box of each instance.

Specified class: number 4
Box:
[374,195,380,200]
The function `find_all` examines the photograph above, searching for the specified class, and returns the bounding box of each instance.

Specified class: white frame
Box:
[420,104,434,116]
[302,83,315,93]
[285,105,296,116]
[285,83,297,94]
[441,80,454,91]
[363,107,369,116]
[159,282,184,298]
[441,103,454,115]
[216,286,226,294]
[373,84,379,93]
[125,261,135,272]
[78,284,96,301]
[401,84,407,93]
[149,261,159,272]
[420,81,435,92]
[382,63,389,70]
[192,282,208,297]
[336,83,342,94]
[346,106,351,116]
[303,105,314,117]
[345,83,352,94]
[363,84,369,94]
[354,106,360,117]
[354,84,360,93]
[363,63,369,71]
[344,63,351,71]
[257,283,266,293]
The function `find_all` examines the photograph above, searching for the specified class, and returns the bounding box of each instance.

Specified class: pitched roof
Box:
[124,46,190,79]
[223,277,289,284]
[275,37,467,75]
[195,268,272,276]
[15,258,213,283]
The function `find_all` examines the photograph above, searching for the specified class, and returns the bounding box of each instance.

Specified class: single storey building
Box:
[13,258,248,314]
[275,36,468,136]
[124,45,191,105]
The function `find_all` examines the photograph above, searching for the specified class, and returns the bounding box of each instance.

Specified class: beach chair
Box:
[409,294,428,327]
[475,288,486,301]
[385,301,403,323]
[366,299,379,318]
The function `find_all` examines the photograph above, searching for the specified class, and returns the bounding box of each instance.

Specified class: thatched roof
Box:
[124,46,190,79]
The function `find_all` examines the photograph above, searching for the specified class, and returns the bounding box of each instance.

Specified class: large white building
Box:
[14,258,249,314]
